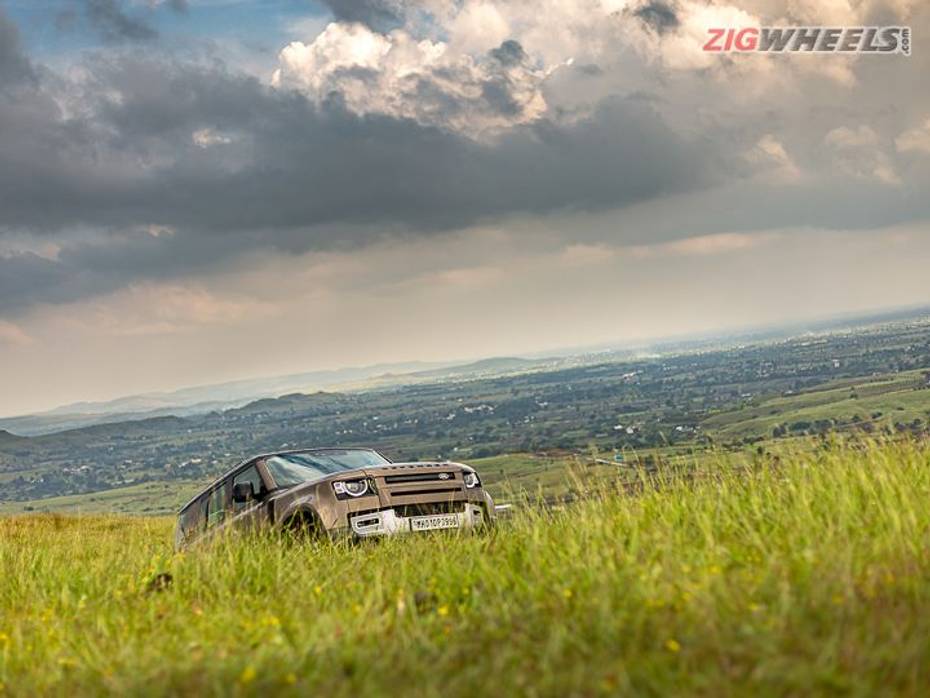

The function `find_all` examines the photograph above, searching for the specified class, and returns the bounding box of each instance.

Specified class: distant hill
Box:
[0,360,460,436]
[0,402,233,438]
[0,429,25,444]
[411,357,544,379]
[322,356,555,393]
[0,356,555,437]
[43,361,455,416]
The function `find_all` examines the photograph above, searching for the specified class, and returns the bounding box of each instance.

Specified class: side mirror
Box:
[232,481,256,504]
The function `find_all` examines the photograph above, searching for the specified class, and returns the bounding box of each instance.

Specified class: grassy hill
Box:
[704,369,930,440]
[2,439,930,695]
[0,480,207,516]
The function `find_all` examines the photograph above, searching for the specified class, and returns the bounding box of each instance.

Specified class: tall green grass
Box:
[2,439,930,696]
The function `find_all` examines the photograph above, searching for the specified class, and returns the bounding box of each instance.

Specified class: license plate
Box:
[410,514,459,531]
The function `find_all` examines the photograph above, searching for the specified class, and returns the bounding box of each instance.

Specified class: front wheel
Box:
[282,510,323,542]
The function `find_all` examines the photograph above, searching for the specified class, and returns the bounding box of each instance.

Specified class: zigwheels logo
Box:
[703,26,912,55]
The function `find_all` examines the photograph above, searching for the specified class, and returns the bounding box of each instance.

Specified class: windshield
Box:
[264,449,390,488]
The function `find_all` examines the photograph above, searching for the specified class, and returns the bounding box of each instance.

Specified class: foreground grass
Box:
[2,440,930,696]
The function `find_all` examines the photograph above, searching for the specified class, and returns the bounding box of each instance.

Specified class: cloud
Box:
[746,135,801,182]
[191,127,234,148]
[0,1,929,322]
[84,0,158,43]
[0,27,711,314]
[272,23,548,137]
[633,231,781,258]
[0,320,33,347]
[825,125,900,185]
[317,0,408,32]
[896,118,930,155]
[0,10,36,86]
[0,251,113,315]
[825,126,881,149]
[630,1,680,34]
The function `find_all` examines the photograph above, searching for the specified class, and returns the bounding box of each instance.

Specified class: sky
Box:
[1,0,929,417]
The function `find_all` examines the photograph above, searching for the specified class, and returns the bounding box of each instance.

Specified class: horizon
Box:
[3,300,927,421]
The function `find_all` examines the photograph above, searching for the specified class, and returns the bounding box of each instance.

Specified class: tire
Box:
[282,510,322,542]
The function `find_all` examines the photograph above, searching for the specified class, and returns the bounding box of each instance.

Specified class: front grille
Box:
[384,472,457,484]
[394,501,465,517]
[388,487,461,498]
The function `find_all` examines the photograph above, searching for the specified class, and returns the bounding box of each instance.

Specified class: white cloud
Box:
[192,128,233,148]
[270,0,907,145]
[825,125,899,185]
[896,118,930,155]
[628,231,781,258]
[747,134,801,181]
[272,22,548,138]
[446,0,511,55]
[825,125,880,149]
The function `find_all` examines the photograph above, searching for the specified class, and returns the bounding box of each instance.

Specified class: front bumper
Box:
[349,503,488,537]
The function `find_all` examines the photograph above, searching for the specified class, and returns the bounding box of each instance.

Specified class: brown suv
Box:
[175,448,495,548]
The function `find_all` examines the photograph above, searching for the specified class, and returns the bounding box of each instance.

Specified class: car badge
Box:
[438,473,451,480]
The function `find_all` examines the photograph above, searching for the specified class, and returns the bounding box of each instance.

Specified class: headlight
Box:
[463,471,481,489]
[333,479,371,498]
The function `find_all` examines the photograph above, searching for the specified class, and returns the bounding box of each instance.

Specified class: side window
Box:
[177,497,205,543]
[232,465,266,512]
[205,481,231,528]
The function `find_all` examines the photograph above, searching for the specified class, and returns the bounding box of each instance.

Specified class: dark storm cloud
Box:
[0,233,240,315]
[489,39,527,67]
[483,41,531,115]
[0,40,710,314]
[318,0,407,31]
[630,1,679,34]
[85,0,158,43]
[0,11,36,86]
[0,40,708,235]
[0,252,107,315]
